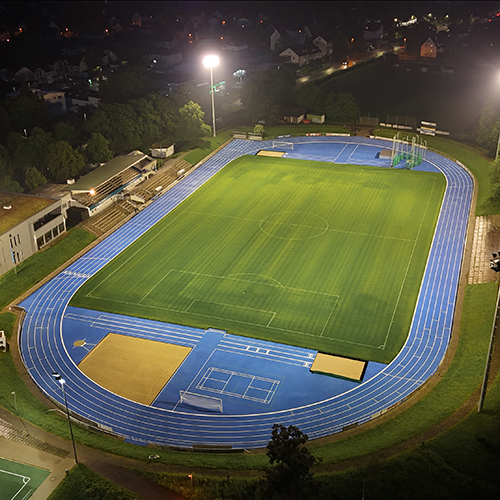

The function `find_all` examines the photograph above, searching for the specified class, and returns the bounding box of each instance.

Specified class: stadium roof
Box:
[68,154,147,192]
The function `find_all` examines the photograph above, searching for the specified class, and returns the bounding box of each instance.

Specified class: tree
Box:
[3,83,51,132]
[99,65,160,104]
[254,124,265,135]
[0,154,22,193]
[46,141,85,183]
[325,92,359,123]
[86,103,142,152]
[241,66,296,123]
[86,132,113,164]
[0,104,11,136]
[52,122,77,147]
[295,83,325,114]
[178,101,211,138]
[476,98,500,156]
[260,424,320,500]
[25,166,47,191]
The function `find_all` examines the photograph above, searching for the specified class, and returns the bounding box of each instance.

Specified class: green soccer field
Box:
[0,457,50,500]
[71,156,445,363]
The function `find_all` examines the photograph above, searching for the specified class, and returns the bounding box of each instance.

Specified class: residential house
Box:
[35,66,55,85]
[420,37,438,58]
[32,88,67,115]
[13,66,35,83]
[65,87,100,113]
[280,42,323,67]
[312,35,333,57]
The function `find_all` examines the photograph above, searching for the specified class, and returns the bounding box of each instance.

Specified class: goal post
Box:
[179,391,223,412]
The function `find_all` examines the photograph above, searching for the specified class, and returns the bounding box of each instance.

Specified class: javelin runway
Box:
[18,136,473,449]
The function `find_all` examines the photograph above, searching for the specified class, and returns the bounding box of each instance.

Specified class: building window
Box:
[44,231,52,244]
[59,222,65,233]
[37,236,44,250]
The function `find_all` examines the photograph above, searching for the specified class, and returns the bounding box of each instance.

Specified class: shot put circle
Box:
[260,211,329,240]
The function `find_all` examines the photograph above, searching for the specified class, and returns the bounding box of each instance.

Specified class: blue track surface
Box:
[18,136,473,449]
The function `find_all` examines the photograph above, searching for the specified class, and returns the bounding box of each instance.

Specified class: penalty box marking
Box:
[197,367,280,404]
[139,269,340,338]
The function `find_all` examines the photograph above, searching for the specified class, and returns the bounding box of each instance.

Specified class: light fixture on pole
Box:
[11,391,17,412]
[203,55,219,137]
[52,372,78,464]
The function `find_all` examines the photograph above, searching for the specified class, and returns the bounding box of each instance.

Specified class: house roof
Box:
[281,41,322,57]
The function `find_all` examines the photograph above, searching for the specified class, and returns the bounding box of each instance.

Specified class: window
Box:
[44,231,52,244]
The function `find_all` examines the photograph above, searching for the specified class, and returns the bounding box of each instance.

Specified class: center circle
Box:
[260,211,329,240]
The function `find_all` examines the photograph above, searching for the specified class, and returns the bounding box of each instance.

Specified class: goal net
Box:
[272,140,294,150]
[179,391,223,412]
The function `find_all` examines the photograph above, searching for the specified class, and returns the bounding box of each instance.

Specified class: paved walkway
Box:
[468,215,500,284]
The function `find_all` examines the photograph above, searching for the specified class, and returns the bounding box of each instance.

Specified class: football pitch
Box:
[71,155,445,364]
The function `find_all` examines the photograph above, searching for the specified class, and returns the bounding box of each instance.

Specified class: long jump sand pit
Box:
[78,333,191,405]
[257,150,285,157]
[311,352,367,382]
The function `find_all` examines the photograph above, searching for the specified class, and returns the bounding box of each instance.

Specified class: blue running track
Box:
[18,136,473,449]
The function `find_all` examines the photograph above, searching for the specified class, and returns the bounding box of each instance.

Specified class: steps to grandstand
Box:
[81,156,195,237]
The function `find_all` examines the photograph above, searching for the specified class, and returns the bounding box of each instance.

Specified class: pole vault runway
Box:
[18,136,473,449]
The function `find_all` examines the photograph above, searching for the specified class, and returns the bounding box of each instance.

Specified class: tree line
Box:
[0,70,211,194]
[240,66,360,124]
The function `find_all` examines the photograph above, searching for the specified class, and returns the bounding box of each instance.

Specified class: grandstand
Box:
[67,151,156,216]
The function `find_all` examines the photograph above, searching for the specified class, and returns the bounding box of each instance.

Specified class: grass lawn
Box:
[0,228,95,310]
[71,156,444,363]
[47,464,141,500]
[319,58,490,135]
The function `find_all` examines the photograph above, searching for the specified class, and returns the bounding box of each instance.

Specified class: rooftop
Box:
[67,153,148,191]
[0,192,55,234]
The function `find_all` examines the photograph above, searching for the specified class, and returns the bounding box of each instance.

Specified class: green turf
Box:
[71,155,445,363]
[0,457,50,500]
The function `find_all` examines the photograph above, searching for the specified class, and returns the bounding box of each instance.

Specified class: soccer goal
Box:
[272,140,294,150]
[179,391,223,412]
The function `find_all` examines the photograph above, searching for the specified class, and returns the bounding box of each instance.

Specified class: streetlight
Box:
[52,372,78,463]
[11,391,17,412]
[203,54,219,137]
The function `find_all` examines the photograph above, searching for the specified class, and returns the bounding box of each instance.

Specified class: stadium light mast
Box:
[52,372,79,464]
[203,54,219,137]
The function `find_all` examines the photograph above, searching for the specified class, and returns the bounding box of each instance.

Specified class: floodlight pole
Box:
[204,55,219,138]
[496,131,500,162]
[52,372,79,463]
[209,63,216,137]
